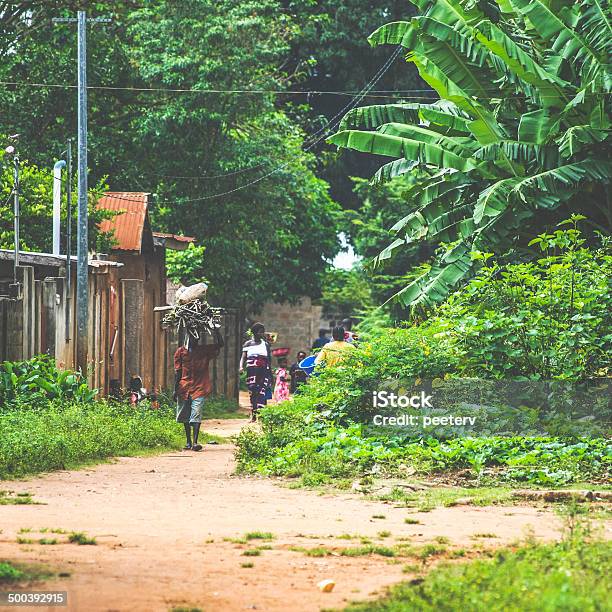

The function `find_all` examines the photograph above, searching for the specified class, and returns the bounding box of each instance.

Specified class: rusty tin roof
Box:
[98,192,150,252]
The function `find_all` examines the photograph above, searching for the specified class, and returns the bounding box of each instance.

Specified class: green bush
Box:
[344,538,611,611]
[236,227,610,486]
[0,400,182,479]
[236,406,610,486]
[0,355,96,407]
[439,224,611,380]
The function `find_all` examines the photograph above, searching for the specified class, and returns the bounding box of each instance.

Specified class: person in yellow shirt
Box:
[314,326,355,368]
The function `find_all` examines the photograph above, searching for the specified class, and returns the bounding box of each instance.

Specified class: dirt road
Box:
[1,415,565,612]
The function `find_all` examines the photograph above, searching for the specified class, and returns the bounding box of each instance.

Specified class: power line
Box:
[2,80,609,97]
[0,80,437,96]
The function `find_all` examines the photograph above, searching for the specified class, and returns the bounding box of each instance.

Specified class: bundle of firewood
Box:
[161,299,223,339]
[156,283,223,339]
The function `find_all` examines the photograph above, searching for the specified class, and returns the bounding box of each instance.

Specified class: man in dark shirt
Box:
[311,329,330,351]
[173,329,223,451]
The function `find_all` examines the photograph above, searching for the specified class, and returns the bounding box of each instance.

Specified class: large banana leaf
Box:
[328,130,481,172]
[509,0,605,85]
[474,160,611,223]
[372,159,420,185]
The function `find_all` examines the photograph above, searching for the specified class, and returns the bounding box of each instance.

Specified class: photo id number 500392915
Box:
[0,592,68,607]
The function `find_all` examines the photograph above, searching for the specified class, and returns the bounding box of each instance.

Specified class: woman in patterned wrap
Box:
[239,322,272,422]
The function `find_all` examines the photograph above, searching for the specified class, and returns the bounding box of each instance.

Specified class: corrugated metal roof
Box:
[98,192,150,252]
[152,232,195,243]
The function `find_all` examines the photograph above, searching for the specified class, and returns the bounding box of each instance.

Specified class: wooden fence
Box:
[0,260,241,400]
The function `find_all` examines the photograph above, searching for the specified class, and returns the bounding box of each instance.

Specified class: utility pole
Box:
[65,139,72,341]
[13,153,19,286]
[76,10,88,373]
[53,13,111,372]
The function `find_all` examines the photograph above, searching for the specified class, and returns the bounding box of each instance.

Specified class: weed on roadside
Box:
[0,491,38,505]
[68,532,96,545]
[288,546,331,557]
[245,531,275,541]
[0,561,54,584]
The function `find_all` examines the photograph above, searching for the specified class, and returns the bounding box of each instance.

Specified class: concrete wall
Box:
[250,297,323,364]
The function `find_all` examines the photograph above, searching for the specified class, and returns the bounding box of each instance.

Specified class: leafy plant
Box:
[0,355,96,407]
[330,0,611,309]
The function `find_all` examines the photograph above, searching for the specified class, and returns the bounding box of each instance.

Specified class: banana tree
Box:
[329,0,611,310]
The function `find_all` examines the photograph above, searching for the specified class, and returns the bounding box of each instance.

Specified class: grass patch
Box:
[288,546,331,557]
[240,562,254,568]
[40,528,67,534]
[381,486,515,512]
[68,532,97,545]
[245,531,275,541]
[336,533,358,540]
[372,514,386,520]
[241,549,261,557]
[341,546,396,558]
[343,537,610,611]
[202,396,243,419]
[223,537,247,544]
[16,537,33,544]
[0,490,37,505]
[404,517,421,525]
[415,543,448,561]
[377,531,391,538]
[0,561,53,584]
[0,400,184,479]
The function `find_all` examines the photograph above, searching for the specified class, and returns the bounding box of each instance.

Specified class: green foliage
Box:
[68,532,97,546]
[0,355,96,406]
[437,222,611,380]
[349,175,432,317]
[236,404,610,486]
[0,562,23,582]
[319,267,374,318]
[165,243,207,286]
[343,538,611,611]
[330,0,612,309]
[0,400,182,479]
[236,227,610,487]
[0,149,117,253]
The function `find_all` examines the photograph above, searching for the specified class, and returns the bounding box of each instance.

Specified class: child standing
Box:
[273,357,290,403]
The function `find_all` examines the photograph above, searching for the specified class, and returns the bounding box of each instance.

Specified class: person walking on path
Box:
[314,326,355,368]
[311,328,330,351]
[273,357,290,403]
[174,329,224,451]
[240,322,272,422]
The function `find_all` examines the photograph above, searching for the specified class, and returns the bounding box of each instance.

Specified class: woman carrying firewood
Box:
[239,322,272,422]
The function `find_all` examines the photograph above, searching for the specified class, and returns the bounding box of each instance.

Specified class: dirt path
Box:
[1,402,567,612]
